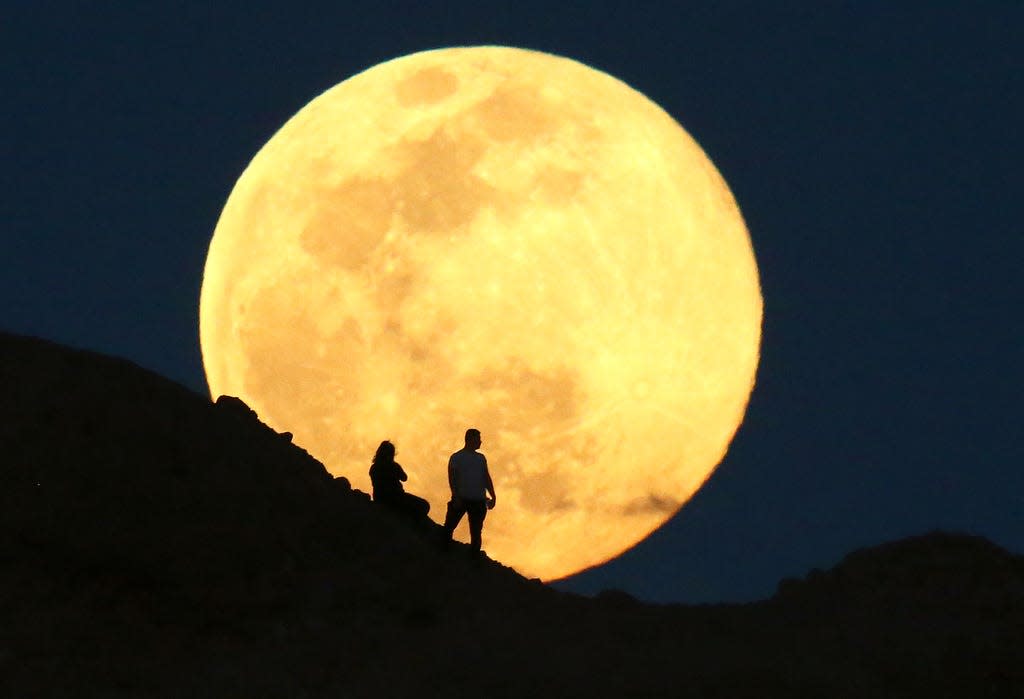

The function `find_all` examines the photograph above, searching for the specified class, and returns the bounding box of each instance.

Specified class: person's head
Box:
[464,428,481,450]
[373,440,395,465]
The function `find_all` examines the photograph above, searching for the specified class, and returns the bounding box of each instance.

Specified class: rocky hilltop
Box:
[1,332,1021,698]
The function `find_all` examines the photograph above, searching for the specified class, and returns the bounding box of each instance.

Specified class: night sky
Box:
[4,4,1021,603]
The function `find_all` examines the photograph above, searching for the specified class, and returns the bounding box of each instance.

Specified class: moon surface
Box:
[200,47,762,581]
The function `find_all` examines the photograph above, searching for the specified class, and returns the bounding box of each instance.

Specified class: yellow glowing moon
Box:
[200,46,761,581]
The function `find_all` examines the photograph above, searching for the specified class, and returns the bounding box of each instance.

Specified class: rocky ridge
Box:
[1,332,1021,698]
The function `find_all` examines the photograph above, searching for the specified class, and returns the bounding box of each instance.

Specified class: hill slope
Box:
[1,332,1021,698]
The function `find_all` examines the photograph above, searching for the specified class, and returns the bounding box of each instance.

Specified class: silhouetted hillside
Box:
[1,332,1021,698]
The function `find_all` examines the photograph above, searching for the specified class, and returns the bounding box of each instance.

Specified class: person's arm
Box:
[484,458,496,507]
[396,463,408,482]
[447,455,459,503]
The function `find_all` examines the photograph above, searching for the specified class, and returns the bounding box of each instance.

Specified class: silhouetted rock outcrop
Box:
[1,331,1021,698]
[774,531,1024,611]
[769,533,1024,695]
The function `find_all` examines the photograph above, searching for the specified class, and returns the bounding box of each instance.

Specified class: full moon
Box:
[200,47,761,581]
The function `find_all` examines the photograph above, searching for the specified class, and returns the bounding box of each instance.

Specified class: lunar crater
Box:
[621,493,679,516]
[473,84,563,144]
[394,66,459,107]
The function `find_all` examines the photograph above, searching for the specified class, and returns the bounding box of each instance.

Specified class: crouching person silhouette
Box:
[442,428,496,557]
[369,441,430,520]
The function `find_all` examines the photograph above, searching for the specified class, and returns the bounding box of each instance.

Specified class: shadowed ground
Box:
[1,332,1020,698]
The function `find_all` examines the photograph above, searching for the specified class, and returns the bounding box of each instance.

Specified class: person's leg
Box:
[466,501,487,554]
[443,499,466,540]
[402,492,430,518]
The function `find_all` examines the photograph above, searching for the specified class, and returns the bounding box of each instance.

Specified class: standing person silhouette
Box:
[442,428,496,556]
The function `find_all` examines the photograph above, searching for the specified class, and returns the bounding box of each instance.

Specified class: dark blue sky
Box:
[3,3,1021,603]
